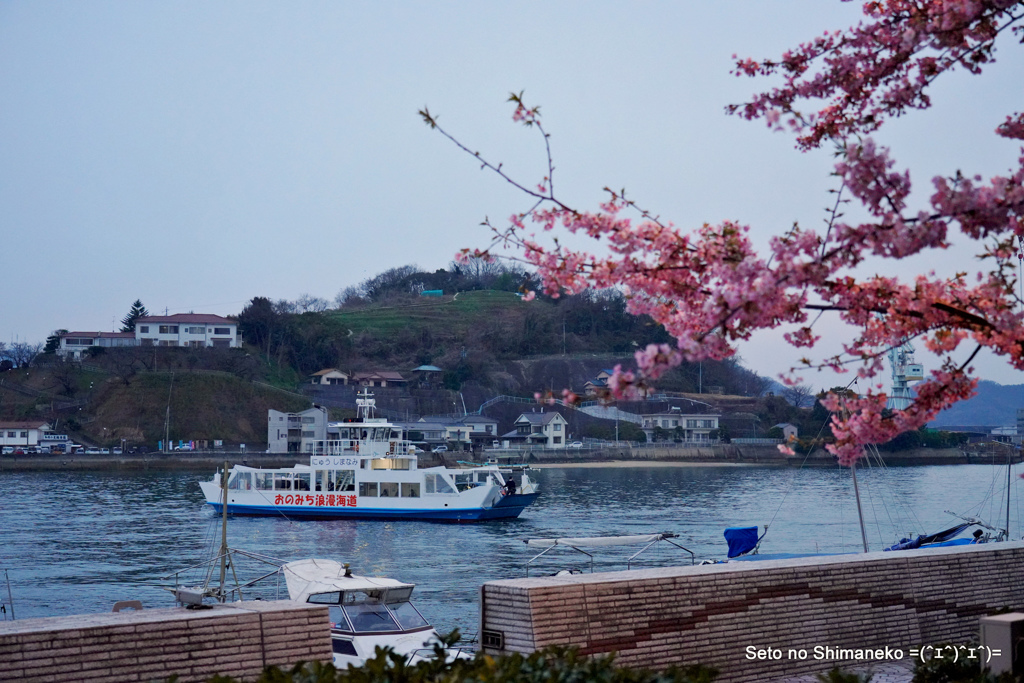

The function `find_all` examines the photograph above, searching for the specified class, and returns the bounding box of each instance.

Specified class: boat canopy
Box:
[282,559,413,604]
[724,526,762,558]
[524,534,675,548]
[523,533,693,575]
[883,522,973,552]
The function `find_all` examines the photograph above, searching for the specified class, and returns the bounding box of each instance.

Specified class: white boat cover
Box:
[524,534,672,548]
[282,558,412,603]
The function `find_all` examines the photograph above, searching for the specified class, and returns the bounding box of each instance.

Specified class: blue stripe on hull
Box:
[206,497,536,522]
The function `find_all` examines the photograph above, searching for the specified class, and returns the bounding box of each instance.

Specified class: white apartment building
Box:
[135,314,240,348]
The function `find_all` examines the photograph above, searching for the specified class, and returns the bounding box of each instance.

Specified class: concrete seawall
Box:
[479,541,1024,682]
[0,446,998,471]
[0,600,331,683]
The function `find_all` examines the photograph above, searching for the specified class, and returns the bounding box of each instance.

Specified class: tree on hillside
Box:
[238,296,280,356]
[120,300,149,332]
[8,342,42,368]
[43,329,68,355]
[423,2,1024,466]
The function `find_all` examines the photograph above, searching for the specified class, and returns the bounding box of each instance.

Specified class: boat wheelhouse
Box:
[199,391,539,522]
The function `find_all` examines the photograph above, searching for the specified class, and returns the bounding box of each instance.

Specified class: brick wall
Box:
[480,541,1024,681]
[0,599,332,682]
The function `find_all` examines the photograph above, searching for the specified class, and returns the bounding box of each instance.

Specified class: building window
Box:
[159,325,179,334]
[139,326,149,333]
[186,326,205,334]
[553,436,562,444]
[554,423,561,431]
[20,431,27,438]
[6,432,14,438]
[214,327,231,335]
[302,430,315,438]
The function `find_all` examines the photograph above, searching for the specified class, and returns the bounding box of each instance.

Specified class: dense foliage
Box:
[196,640,719,683]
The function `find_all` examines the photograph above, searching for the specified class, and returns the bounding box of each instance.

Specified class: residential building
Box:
[267,406,328,453]
[350,371,407,387]
[773,423,799,441]
[58,332,137,359]
[504,410,569,449]
[640,412,720,442]
[397,414,501,450]
[309,369,350,385]
[135,314,239,348]
[0,421,50,448]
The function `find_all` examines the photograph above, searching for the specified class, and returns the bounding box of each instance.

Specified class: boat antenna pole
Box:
[851,457,869,553]
[219,460,229,602]
[1007,445,1012,541]
[3,569,13,620]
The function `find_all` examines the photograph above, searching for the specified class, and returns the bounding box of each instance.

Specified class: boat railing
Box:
[523,533,695,576]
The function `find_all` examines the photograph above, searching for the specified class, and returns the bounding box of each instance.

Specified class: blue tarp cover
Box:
[724,526,760,558]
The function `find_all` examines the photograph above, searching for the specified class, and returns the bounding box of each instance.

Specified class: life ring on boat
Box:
[354,444,359,453]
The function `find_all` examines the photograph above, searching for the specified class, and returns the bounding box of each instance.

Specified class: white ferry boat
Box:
[200,392,539,522]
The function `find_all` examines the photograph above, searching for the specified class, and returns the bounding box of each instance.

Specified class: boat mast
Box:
[218,460,228,602]
[851,458,869,553]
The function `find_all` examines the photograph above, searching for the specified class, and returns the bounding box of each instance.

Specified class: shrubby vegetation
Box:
[196,640,718,683]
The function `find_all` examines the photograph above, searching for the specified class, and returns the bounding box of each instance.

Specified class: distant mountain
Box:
[929,380,1024,428]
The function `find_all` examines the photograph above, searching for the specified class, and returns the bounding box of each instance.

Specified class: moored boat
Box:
[283,558,470,668]
[199,391,539,522]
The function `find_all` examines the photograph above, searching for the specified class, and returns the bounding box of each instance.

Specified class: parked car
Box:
[431,445,448,453]
[1,447,13,455]
[568,441,583,448]
[112,447,122,455]
[174,444,194,451]
[99,448,110,455]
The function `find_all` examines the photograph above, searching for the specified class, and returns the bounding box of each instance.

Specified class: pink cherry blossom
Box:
[425,1,1024,466]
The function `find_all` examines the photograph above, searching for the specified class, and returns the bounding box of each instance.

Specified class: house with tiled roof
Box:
[135,314,239,348]
[58,332,137,359]
[640,412,720,443]
[309,369,350,385]
[351,371,407,387]
[503,410,569,449]
[0,421,51,449]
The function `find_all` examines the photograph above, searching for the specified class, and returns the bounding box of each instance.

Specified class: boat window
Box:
[359,482,378,497]
[476,472,491,484]
[294,474,311,491]
[388,601,429,631]
[307,591,341,604]
[255,472,273,490]
[371,458,410,470]
[379,482,399,498]
[424,474,456,495]
[228,471,252,490]
[273,474,293,490]
[331,636,358,655]
[328,606,352,632]
[342,603,401,633]
[401,483,420,498]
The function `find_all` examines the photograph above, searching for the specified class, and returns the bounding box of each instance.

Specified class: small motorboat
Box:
[282,558,470,668]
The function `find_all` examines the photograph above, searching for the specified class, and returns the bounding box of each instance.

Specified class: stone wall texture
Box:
[480,541,1024,681]
[0,599,332,682]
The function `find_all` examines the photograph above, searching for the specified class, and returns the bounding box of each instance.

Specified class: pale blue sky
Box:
[2,2,1022,388]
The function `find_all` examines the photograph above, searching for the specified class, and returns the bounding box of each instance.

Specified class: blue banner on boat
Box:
[724,526,759,558]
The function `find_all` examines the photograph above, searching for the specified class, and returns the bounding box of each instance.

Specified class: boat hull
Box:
[205,492,539,522]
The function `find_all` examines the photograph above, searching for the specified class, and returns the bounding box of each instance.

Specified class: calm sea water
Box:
[1,461,1020,635]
